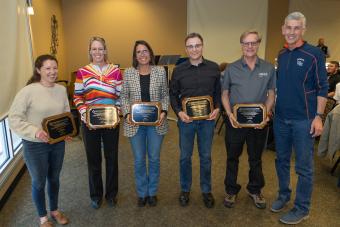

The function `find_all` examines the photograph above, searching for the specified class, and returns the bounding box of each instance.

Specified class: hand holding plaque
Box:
[130,102,161,126]
[233,104,267,128]
[42,112,77,144]
[182,96,213,120]
[86,105,120,129]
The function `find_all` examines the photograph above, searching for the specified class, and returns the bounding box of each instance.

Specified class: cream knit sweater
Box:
[9,82,70,142]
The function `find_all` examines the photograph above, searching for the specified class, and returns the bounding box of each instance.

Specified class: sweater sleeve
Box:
[315,50,329,98]
[73,69,86,116]
[159,67,169,112]
[112,68,123,110]
[8,88,39,140]
[120,69,131,116]
[62,86,71,112]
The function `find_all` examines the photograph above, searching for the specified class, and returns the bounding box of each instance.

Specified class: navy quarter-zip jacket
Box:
[276,42,328,120]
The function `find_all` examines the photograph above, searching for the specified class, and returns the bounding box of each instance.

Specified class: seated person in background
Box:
[327,61,340,98]
[317,38,330,58]
[321,61,340,122]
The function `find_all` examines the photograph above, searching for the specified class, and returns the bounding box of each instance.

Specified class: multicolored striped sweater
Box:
[73,63,122,117]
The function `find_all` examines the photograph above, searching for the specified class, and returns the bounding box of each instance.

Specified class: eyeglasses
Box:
[136,49,149,55]
[241,41,259,47]
[186,44,203,50]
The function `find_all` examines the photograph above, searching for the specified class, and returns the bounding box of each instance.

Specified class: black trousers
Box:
[224,120,267,195]
[82,123,119,201]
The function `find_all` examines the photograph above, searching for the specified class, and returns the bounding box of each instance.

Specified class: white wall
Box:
[188,0,268,65]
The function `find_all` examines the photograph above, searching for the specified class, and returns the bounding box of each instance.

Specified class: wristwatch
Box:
[315,112,323,118]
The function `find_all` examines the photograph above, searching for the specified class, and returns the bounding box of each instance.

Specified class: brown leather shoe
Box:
[51,211,69,225]
[40,220,54,227]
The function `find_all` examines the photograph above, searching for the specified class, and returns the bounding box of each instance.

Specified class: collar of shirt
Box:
[285,40,305,51]
[182,58,208,69]
[241,56,260,68]
[91,63,109,74]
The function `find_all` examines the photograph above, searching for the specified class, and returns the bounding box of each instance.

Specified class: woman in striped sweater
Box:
[73,37,122,209]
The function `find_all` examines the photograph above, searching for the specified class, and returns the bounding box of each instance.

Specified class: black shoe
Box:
[179,191,190,207]
[202,192,215,208]
[91,199,102,209]
[137,197,148,207]
[106,197,117,207]
[148,196,158,207]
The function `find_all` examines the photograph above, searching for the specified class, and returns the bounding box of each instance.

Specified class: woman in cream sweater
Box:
[9,54,70,227]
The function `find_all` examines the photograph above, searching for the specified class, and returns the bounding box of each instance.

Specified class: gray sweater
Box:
[318,104,340,160]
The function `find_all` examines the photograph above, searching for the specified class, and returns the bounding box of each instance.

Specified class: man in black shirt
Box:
[170,33,221,208]
[327,61,340,98]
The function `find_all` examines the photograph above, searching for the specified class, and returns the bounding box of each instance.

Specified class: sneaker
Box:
[202,192,215,208]
[279,208,309,225]
[137,197,148,207]
[91,199,102,209]
[106,197,117,207]
[148,196,158,207]
[223,193,236,208]
[271,197,289,213]
[179,191,190,206]
[246,190,266,209]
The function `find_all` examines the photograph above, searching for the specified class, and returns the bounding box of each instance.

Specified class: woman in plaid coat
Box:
[121,40,169,207]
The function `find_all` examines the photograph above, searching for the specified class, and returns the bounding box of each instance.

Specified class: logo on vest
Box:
[297,58,304,67]
[258,72,268,78]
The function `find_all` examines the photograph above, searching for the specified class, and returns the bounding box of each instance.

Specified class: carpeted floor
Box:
[1,119,340,227]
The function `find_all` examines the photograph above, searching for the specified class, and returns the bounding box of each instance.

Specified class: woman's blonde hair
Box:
[88,36,108,62]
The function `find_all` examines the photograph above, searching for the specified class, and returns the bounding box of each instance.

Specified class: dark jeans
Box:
[224,120,267,195]
[23,140,65,217]
[82,123,119,201]
[178,119,215,193]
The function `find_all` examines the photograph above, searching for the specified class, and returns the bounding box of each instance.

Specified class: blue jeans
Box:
[178,120,215,193]
[273,117,314,214]
[129,126,164,197]
[23,140,65,217]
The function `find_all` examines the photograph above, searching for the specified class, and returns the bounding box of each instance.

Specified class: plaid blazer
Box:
[121,66,169,137]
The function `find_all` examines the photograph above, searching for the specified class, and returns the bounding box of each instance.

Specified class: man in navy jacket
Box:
[272,12,328,225]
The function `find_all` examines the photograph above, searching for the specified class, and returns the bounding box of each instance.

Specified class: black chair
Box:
[331,155,340,176]
[215,109,227,135]
[56,79,80,136]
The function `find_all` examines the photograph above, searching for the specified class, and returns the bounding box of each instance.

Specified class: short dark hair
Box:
[185,32,203,44]
[27,54,58,85]
[329,61,339,68]
[132,40,155,69]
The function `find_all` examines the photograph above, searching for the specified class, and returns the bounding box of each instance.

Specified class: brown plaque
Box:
[86,105,120,129]
[182,96,213,120]
[233,104,266,128]
[131,102,161,126]
[42,112,77,144]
